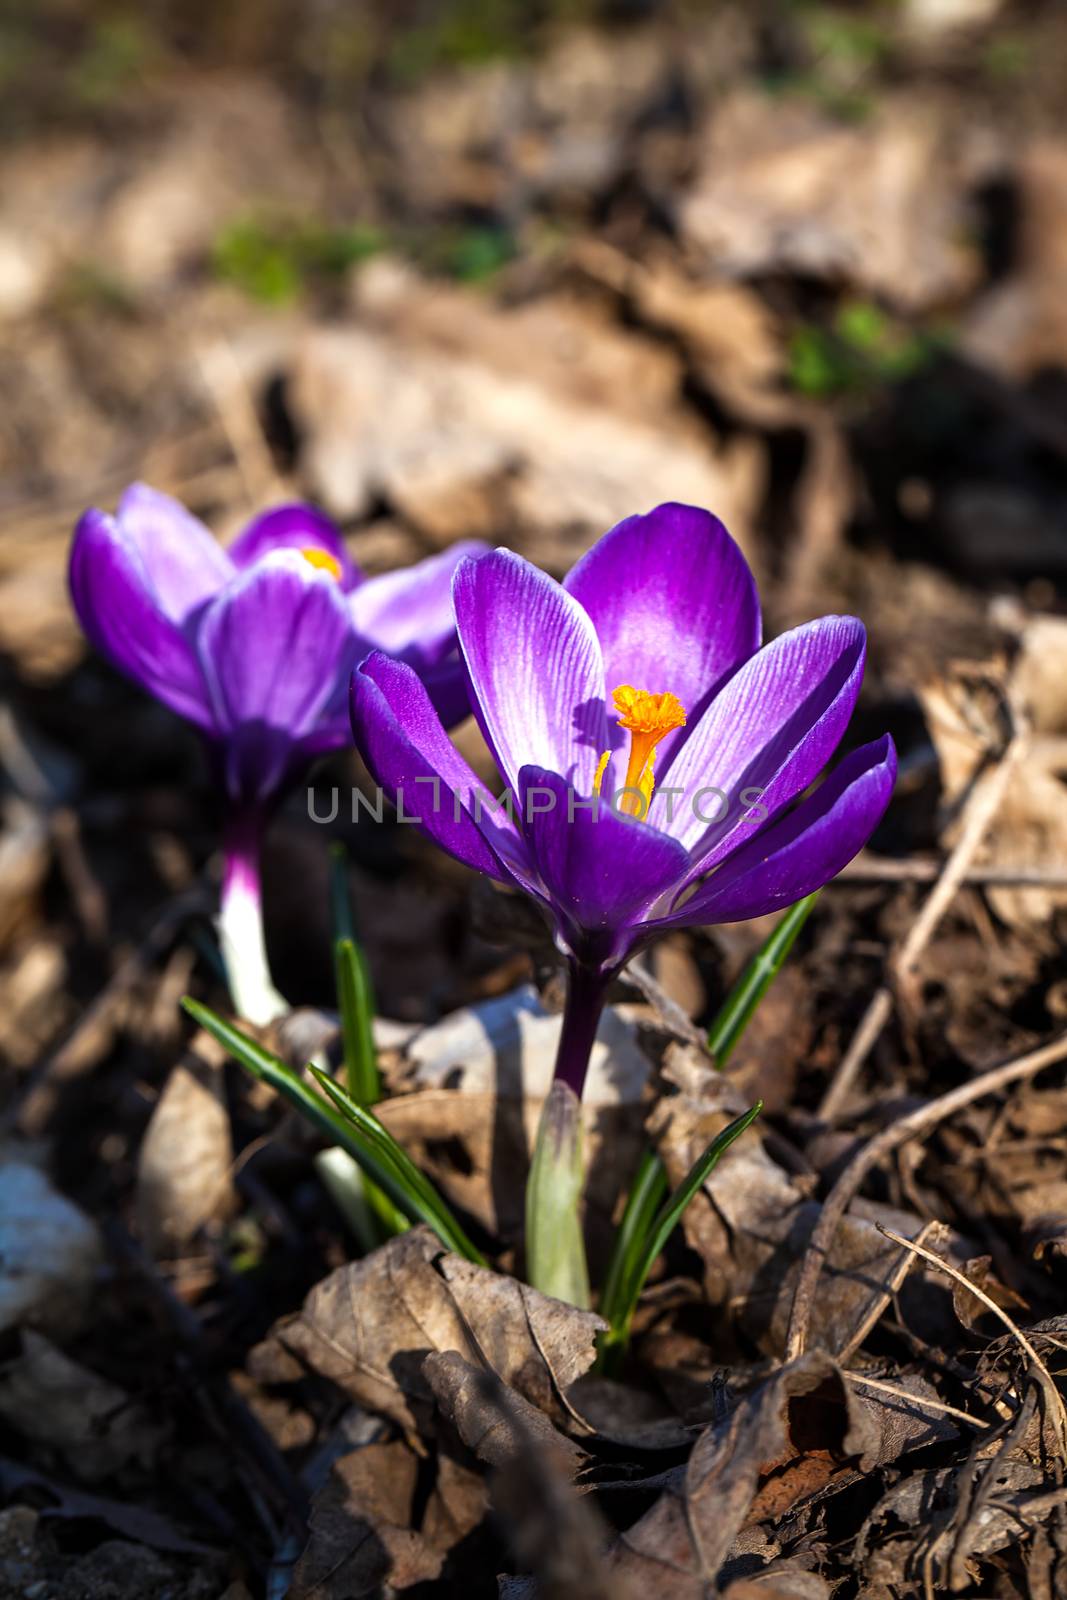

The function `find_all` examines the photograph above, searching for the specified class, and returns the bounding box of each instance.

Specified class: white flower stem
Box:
[218,809,287,1026]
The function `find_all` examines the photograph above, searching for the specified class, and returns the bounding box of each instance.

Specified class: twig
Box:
[785,1031,1067,1362]
[844,1372,989,1430]
[839,855,1067,888]
[819,711,1027,1119]
[197,340,284,507]
[877,1225,1067,1449]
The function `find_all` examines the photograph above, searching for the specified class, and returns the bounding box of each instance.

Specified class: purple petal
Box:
[418,654,474,730]
[351,653,529,883]
[350,541,488,666]
[518,766,689,958]
[198,551,356,799]
[563,502,760,767]
[69,509,214,729]
[116,483,233,624]
[227,504,358,591]
[454,549,610,799]
[664,616,867,866]
[660,736,896,928]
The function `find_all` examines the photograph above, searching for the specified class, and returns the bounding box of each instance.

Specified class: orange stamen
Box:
[300,547,342,581]
[596,685,686,817]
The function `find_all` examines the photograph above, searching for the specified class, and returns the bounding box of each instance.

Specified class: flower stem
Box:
[526,1079,590,1307]
[552,959,612,1098]
[218,809,287,1026]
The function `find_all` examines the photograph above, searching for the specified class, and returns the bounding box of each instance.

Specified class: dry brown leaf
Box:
[964,140,1067,379]
[0,1330,167,1482]
[289,269,761,568]
[251,1226,604,1438]
[605,1352,874,1598]
[424,1350,588,1478]
[377,1091,641,1269]
[721,1568,830,1600]
[649,1048,937,1358]
[918,650,1067,929]
[136,1045,236,1254]
[396,984,651,1104]
[680,91,981,312]
[290,1439,451,1599]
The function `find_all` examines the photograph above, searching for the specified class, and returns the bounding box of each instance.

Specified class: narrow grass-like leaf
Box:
[335,938,382,1106]
[328,842,356,945]
[306,1065,484,1263]
[598,1102,762,1373]
[599,895,816,1365]
[597,1148,668,1336]
[706,891,819,1066]
[182,997,485,1264]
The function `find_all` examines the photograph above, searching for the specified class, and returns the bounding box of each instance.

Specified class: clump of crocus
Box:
[351,501,895,1299]
[70,483,483,1025]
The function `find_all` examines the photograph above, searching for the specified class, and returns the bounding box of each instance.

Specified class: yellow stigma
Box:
[300,547,342,581]
[594,685,687,818]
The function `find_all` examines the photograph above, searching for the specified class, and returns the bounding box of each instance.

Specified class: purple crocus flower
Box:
[351,502,896,1096]
[70,482,483,1023]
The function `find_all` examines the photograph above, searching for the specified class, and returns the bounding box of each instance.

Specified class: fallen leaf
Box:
[918,650,1067,930]
[251,1226,604,1437]
[680,91,981,312]
[424,1350,587,1477]
[136,1044,236,1254]
[377,1091,641,1271]
[605,1353,874,1598]
[288,272,761,567]
[649,1048,941,1358]
[290,1440,449,1599]
[0,1330,167,1482]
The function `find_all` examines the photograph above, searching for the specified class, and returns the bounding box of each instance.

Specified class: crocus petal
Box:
[351,653,529,883]
[454,549,610,799]
[418,654,474,730]
[660,736,896,928]
[664,615,867,866]
[518,766,689,959]
[69,509,214,729]
[563,502,760,766]
[116,482,234,624]
[198,551,356,799]
[350,541,488,665]
[227,504,358,591]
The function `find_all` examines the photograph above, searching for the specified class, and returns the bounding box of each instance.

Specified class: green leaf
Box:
[597,1103,762,1372]
[335,938,382,1106]
[328,842,356,946]
[306,1065,482,1261]
[707,891,820,1066]
[598,896,817,1368]
[597,1148,669,1337]
[182,997,485,1265]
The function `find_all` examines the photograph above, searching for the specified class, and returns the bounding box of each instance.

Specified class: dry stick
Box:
[839,855,1067,888]
[784,1030,1067,1363]
[877,1225,1067,1454]
[818,722,1027,1121]
[197,340,285,507]
[844,1372,989,1430]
